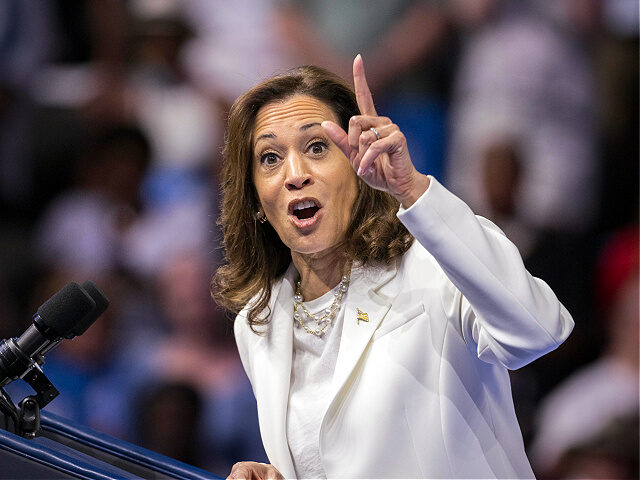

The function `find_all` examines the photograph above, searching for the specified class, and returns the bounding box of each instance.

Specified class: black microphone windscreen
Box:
[71,281,110,336]
[36,282,96,338]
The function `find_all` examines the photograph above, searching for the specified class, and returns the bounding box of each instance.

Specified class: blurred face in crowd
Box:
[251,94,358,257]
[158,251,214,335]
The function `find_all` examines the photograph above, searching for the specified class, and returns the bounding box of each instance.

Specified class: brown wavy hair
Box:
[211,65,413,332]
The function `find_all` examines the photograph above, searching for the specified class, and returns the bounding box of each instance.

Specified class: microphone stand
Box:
[0,356,60,439]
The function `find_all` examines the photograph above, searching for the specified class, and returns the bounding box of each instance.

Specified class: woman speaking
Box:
[212,55,574,479]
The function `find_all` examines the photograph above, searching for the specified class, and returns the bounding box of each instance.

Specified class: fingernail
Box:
[357,167,363,176]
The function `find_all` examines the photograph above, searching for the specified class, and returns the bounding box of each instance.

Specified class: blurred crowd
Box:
[0,0,637,477]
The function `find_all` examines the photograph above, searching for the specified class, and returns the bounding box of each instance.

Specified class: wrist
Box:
[396,173,430,209]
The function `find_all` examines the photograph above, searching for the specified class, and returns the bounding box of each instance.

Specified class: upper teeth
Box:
[293,200,317,210]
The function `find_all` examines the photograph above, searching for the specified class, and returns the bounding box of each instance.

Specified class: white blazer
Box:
[234,177,574,479]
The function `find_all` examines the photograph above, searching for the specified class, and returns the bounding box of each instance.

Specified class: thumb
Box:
[322,120,352,159]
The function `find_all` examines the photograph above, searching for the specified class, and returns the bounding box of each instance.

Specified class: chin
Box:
[288,236,343,258]
[289,242,326,256]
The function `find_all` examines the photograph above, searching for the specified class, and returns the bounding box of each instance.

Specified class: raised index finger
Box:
[353,54,377,116]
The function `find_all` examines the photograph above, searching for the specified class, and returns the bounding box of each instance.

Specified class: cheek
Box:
[337,174,359,223]
[253,175,276,212]
[342,169,359,203]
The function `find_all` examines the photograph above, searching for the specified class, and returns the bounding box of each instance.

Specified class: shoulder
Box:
[233,292,266,343]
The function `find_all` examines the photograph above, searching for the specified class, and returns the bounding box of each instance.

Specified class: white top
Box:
[286,285,346,479]
[287,284,347,478]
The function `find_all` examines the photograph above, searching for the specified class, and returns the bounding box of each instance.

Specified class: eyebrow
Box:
[254,122,323,143]
[255,133,275,142]
[300,122,321,131]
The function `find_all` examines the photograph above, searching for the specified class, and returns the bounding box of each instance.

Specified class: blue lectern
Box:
[41,411,221,479]
[0,410,222,479]
[0,427,140,479]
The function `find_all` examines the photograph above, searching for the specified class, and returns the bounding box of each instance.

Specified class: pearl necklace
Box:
[293,273,350,336]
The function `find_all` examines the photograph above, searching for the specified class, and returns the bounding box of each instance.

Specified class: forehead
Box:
[253,95,338,139]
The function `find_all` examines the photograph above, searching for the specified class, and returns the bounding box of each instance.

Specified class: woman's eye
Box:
[309,141,327,155]
[260,152,279,165]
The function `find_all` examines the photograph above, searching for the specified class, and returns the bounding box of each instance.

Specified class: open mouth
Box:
[291,199,320,220]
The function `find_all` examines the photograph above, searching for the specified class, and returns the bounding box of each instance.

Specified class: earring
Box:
[255,210,267,223]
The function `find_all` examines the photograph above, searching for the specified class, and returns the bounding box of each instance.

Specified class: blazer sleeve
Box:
[397,176,574,370]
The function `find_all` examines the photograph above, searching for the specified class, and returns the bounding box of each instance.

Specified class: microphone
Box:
[37,281,110,358]
[0,282,97,387]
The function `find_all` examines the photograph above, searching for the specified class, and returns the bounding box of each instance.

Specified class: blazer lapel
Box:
[318,261,400,470]
[329,261,399,401]
[251,264,297,478]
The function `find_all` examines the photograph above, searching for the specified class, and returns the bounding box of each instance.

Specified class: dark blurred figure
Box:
[34,123,151,275]
[482,141,521,218]
[126,1,222,190]
[134,382,203,467]
[481,140,532,253]
[530,225,639,476]
[447,0,599,240]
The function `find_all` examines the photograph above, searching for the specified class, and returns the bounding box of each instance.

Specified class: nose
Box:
[284,150,312,190]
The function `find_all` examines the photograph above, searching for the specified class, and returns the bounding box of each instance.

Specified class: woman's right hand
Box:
[322,55,429,208]
[227,461,284,480]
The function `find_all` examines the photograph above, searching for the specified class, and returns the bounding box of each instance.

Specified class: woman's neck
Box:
[291,247,348,301]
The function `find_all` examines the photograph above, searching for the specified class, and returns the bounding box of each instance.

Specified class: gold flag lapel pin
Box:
[356,308,369,325]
